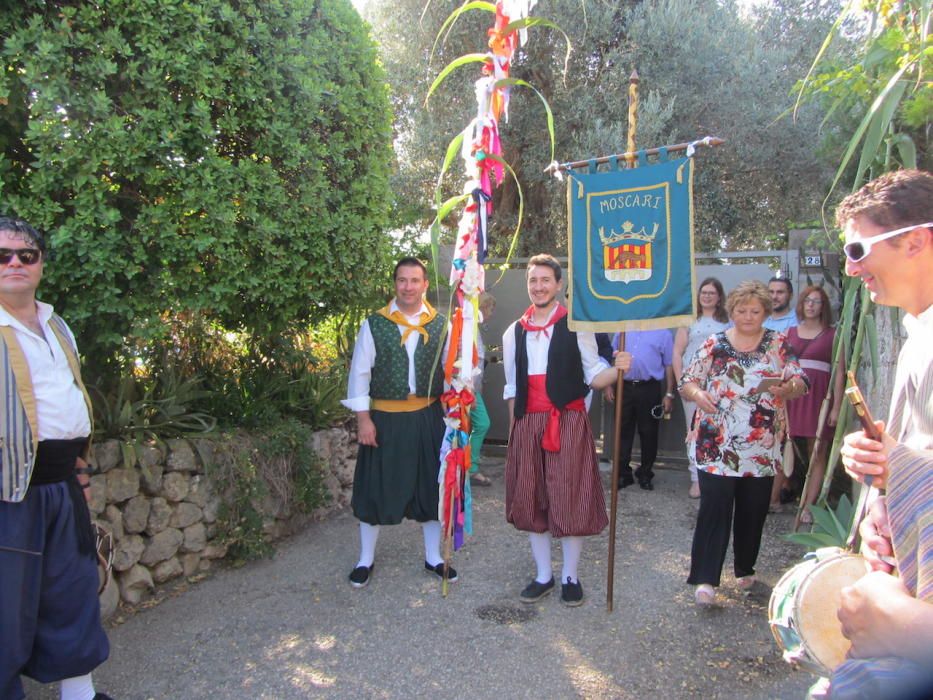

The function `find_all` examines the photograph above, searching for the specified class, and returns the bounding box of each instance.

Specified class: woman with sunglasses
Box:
[775,285,845,523]
[673,277,730,498]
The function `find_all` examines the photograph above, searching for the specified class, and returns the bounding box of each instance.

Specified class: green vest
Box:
[368,312,446,400]
[0,314,93,502]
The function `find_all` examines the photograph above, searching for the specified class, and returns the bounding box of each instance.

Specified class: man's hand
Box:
[859,497,895,573]
[75,456,92,503]
[613,350,632,373]
[840,421,896,489]
[357,412,378,447]
[838,570,913,659]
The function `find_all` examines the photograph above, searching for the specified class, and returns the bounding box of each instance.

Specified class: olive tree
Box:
[365,0,840,254]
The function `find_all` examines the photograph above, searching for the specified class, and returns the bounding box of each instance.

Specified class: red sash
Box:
[526,374,585,452]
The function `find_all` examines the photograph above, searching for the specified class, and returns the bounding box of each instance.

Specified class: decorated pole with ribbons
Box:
[427,0,556,596]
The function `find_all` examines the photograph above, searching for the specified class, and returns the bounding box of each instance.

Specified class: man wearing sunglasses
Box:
[0,217,112,700]
[820,170,933,699]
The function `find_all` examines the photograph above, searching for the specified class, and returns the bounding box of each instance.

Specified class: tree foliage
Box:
[0,0,395,362]
[789,0,931,508]
[794,0,930,201]
[365,0,841,254]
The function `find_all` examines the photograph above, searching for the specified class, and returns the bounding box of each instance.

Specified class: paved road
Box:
[27,458,817,699]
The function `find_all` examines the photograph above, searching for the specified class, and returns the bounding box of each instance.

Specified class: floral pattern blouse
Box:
[680,329,808,478]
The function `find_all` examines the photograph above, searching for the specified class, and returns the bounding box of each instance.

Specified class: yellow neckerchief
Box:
[377,299,437,346]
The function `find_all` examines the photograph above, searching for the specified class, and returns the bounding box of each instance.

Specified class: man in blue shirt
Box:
[763,277,798,332]
[607,330,675,490]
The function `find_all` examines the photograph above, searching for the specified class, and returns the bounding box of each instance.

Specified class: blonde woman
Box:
[680,280,808,605]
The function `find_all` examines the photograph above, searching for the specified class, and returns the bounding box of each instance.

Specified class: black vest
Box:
[513,315,588,419]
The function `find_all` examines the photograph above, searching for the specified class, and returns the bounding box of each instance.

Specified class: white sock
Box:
[561,536,584,584]
[689,462,698,483]
[422,521,443,566]
[357,522,380,568]
[528,531,553,583]
[60,674,95,700]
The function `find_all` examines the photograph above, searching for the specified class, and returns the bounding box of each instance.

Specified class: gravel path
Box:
[27,457,818,699]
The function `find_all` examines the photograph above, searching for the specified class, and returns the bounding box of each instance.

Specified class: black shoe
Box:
[639,480,654,491]
[348,564,374,588]
[424,560,458,582]
[617,475,635,489]
[560,577,584,606]
[519,577,555,603]
[93,695,114,700]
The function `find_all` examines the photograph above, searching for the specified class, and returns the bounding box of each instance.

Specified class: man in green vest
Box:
[342,257,454,588]
[0,216,111,700]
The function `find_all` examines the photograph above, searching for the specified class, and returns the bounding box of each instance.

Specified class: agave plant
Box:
[89,370,217,470]
[786,494,854,550]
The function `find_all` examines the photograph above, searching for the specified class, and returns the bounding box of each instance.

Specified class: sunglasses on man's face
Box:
[843,222,933,263]
[0,248,42,265]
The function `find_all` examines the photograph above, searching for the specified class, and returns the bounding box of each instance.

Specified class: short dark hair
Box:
[0,216,46,254]
[768,276,793,296]
[836,169,933,230]
[527,254,562,282]
[393,257,428,280]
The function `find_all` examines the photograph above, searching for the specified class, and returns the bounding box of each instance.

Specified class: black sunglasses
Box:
[0,248,42,265]
[843,222,933,263]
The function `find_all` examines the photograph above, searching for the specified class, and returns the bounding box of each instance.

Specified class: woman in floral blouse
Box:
[679,280,809,606]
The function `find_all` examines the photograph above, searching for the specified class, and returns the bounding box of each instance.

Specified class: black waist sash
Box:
[29,438,95,557]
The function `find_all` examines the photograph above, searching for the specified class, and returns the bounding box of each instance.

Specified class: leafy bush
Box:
[1,0,394,366]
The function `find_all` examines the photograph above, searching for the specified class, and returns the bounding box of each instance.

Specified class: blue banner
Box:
[567,156,696,331]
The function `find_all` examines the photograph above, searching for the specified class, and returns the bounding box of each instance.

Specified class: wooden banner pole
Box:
[607,69,640,613]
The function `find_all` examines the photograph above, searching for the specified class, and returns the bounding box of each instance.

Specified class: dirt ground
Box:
[26,456,821,699]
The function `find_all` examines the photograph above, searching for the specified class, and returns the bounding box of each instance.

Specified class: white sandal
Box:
[695,584,715,606]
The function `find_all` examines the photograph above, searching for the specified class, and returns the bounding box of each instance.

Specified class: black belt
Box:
[623,378,661,385]
[29,438,88,484]
[28,438,95,557]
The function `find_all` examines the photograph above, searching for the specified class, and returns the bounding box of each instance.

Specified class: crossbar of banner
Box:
[544,136,725,174]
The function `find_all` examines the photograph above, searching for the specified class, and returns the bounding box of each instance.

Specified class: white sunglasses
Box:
[844,222,933,263]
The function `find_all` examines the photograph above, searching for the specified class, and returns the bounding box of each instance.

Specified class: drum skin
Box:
[770,549,867,676]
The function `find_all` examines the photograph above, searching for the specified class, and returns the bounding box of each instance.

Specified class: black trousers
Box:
[616,379,662,484]
[687,470,773,586]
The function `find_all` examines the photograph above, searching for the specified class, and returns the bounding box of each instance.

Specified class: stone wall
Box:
[88,426,357,617]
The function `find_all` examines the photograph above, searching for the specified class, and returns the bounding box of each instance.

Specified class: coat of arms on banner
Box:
[601,217,659,283]
[567,157,696,331]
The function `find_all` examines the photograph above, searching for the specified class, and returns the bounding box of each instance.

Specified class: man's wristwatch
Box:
[664,392,675,399]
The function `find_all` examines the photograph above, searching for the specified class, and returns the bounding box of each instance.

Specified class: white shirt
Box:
[342,300,446,412]
[502,306,609,400]
[0,301,92,439]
